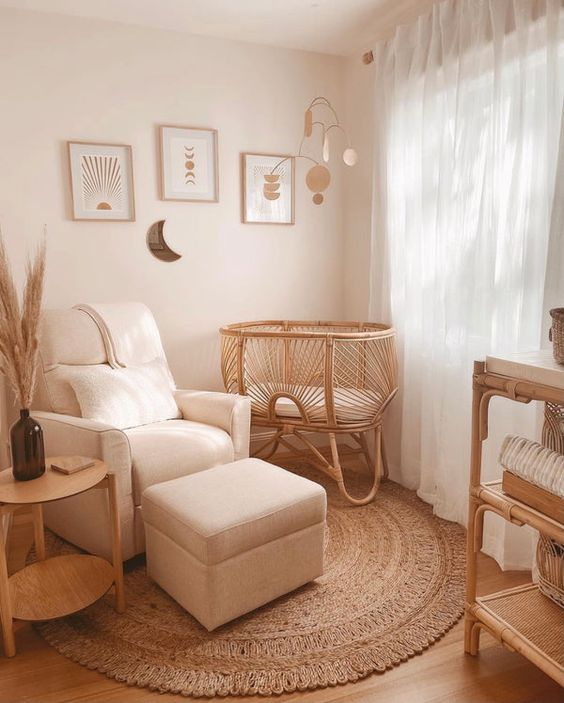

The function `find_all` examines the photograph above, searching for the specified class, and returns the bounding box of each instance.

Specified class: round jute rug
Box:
[35,467,466,698]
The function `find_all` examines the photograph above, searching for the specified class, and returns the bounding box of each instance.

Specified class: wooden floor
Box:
[1,507,562,703]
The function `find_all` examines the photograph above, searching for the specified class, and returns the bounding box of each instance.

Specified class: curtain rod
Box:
[362,50,374,65]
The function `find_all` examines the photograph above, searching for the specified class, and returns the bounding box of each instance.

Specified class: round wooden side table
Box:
[0,457,125,657]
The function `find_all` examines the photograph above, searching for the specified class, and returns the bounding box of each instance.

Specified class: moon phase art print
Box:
[146,220,181,262]
[159,126,218,202]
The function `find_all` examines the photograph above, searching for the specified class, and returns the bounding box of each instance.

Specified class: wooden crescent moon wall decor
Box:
[146,220,181,262]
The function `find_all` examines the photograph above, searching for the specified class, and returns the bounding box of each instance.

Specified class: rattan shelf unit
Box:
[465,352,564,687]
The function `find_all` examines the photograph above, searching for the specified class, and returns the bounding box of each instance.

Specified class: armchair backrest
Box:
[34,303,173,416]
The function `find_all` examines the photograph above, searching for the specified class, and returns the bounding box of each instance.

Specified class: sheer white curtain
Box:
[369,0,564,569]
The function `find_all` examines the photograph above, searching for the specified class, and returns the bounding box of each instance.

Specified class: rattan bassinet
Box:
[220,320,398,505]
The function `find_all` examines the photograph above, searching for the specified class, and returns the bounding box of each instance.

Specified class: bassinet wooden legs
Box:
[252,430,283,461]
[253,426,386,506]
[350,430,389,480]
[329,428,383,505]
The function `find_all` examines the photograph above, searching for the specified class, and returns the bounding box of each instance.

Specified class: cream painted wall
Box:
[343,55,375,321]
[0,7,346,401]
[342,54,402,483]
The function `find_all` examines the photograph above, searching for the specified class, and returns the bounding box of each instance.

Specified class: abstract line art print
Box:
[242,153,294,224]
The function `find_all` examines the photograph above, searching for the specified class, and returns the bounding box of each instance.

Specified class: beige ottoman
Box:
[141,458,326,631]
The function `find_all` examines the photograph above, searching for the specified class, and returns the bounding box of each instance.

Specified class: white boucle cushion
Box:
[499,435,564,498]
[67,360,181,429]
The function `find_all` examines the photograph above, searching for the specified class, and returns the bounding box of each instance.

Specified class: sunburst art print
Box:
[80,154,123,211]
[160,126,218,202]
[68,142,135,221]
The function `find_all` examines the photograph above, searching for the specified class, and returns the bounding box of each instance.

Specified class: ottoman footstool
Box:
[141,458,326,631]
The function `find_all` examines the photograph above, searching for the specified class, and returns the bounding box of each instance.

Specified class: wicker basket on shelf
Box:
[549,308,564,365]
[537,534,564,608]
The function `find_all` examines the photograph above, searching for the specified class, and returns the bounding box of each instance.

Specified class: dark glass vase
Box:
[10,409,46,481]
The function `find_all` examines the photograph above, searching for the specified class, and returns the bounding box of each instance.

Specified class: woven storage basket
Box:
[549,308,564,365]
[537,534,564,608]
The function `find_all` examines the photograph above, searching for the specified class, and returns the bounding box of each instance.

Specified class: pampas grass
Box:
[0,232,46,408]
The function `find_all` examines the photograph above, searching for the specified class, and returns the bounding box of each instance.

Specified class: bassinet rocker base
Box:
[252,422,388,506]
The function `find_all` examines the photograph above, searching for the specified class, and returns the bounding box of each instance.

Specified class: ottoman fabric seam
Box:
[142,492,326,540]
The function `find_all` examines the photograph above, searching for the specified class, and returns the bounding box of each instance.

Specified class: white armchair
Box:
[32,304,251,561]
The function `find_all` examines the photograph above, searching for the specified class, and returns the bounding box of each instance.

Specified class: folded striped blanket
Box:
[499,435,564,498]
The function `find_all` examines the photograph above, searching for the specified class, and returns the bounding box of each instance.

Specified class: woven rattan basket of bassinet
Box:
[220,321,398,505]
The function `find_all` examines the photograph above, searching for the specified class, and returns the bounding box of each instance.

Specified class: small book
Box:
[50,456,96,475]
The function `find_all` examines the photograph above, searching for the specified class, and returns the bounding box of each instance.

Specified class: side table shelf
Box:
[0,458,125,657]
[9,555,114,621]
[465,355,564,688]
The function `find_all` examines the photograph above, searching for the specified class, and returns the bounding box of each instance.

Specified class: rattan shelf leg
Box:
[469,621,482,655]
[463,616,473,654]
[473,504,487,553]
[465,510,480,647]
[465,364,485,655]
[464,606,485,656]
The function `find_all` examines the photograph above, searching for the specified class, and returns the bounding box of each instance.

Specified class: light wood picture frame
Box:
[241,153,295,225]
[67,142,135,221]
[159,125,219,202]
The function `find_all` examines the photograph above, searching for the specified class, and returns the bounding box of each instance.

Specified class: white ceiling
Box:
[0,0,432,56]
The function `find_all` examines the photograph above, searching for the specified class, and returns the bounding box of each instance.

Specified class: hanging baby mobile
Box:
[263,96,357,206]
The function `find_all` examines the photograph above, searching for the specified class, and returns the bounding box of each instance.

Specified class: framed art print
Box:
[68,142,135,221]
[241,153,294,224]
[160,125,218,202]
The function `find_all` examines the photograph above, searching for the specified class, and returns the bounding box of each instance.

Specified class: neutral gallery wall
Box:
[0,7,347,401]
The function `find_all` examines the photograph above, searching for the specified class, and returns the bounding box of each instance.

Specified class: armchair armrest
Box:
[173,390,251,460]
[32,411,132,497]
[31,410,136,560]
